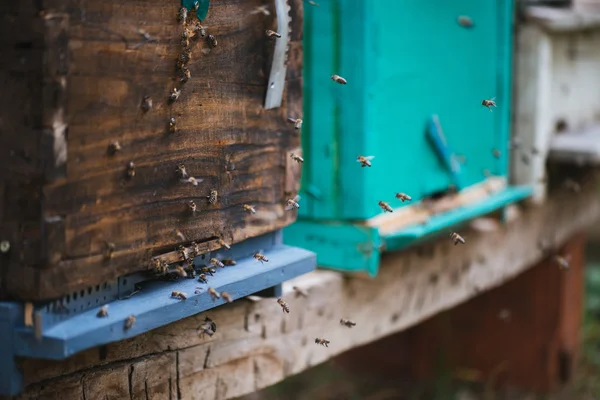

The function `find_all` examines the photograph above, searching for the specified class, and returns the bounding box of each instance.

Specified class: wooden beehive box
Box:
[0,0,303,301]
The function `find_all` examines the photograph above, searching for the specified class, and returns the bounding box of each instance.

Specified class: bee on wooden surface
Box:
[293,286,308,298]
[331,74,347,84]
[178,245,188,261]
[481,97,497,112]
[190,241,200,256]
[555,255,571,270]
[201,266,216,276]
[180,31,190,47]
[171,291,187,300]
[378,201,393,213]
[178,51,191,64]
[175,265,188,278]
[180,67,191,84]
[97,305,109,318]
[357,155,375,167]
[395,193,412,202]
[277,298,290,313]
[186,257,195,271]
[492,148,501,159]
[265,29,281,38]
[188,200,197,214]
[290,153,304,163]
[287,117,303,130]
[192,22,207,38]
[457,15,474,28]
[104,241,115,260]
[254,253,269,263]
[209,258,225,268]
[177,7,188,25]
[176,164,188,179]
[285,195,301,211]
[251,5,270,15]
[198,273,208,283]
[207,34,218,48]
[141,95,153,112]
[126,161,135,179]
[185,177,203,186]
[207,189,218,205]
[243,204,256,214]
[169,88,181,103]
[340,318,356,328]
[218,238,231,250]
[450,231,465,245]
[221,292,233,303]
[315,338,330,347]
[124,315,136,330]
[192,0,200,12]
[107,141,121,155]
[222,258,236,266]
[208,287,220,301]
[307,0,320,5]
[152,258,168,275]
[169,117,177,133]
[198,317,216,337]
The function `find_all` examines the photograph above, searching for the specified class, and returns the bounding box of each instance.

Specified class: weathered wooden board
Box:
[0,0,303,300]
[8,175,599,400]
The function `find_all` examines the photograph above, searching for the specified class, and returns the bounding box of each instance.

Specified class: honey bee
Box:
[198,317,216,337]
[457,15,474,28]
[208,287,220,301]
[207,189,218,205]
[221,292,233,303]
[201,266,216,276]
[492,148,501,158]
[180,31,190,47]
[450,231,465,245]
[126,161,135,178]
[188,200,197,214]
[192,22,207,38]
[209,258,225,268]
[290,153,304,163]
[287,117,303,130]
[108,141,121,155]
[331,74,347,84]
[124,315,136,330]
[481,97,497,112]
[378,201,393,213]
[243,204,256,214]
[178,245,188,260]
[395,193,412,202]
[169,88,181,103]
[171,291,187,300]
[340,318,356,328]
[169,117,177,133]
[207,34,218,48]
[315,338,330,347]
[555,255,571,270]
[250,5,270,15]
[293,286,308,298]
[181,67,191,83]
[265,29,281,38]
[222,258,236,266]
[357,155,375,167]
[285,195,301,211]
[104,241,115,260]
[178,51,191,64]
[254,253,269,263]
[218,238,231,250]
[97,305,109,318]
[198,273,208,283]
[141,95,153,112]
[277,298,290,313]
[177,7,188,24]
[176,164,188,179]
[174,265,188,278]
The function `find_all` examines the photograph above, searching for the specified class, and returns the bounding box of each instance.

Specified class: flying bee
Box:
[218,238,231,250]
[331,74,347,84]
[340,318,356,328]
[315,338,330,347]
[307,0,320,5]
[184,177,203,186]
[287,117,303,130]
[555,255,571,270]
[481,97,497,112]
[171,291,187,300]
[395,193,412,202]
[450,231,465,245]
[265,29,281,38]
[457,15,474,28]
[198,317,216,338]
[188,200,197,214]
[177,7,188,24]
[124,315,136,330]
[243,204,256,214]
[141,95,153,112]
[277,298,290,313]
[221,292,233,303]
[192,0,200,12]
[209,258,225,268]
[222,258,236,266]
[201,266,216,276]
[357,155,375,167]
[198,273,208,283]
[378,201,393,213]
[250,5,270,15]
[207,189,218,204]
[175,265,188,278]
[207,34,218,48]
[285,195,301,210]
[108,141,121,155]
[293,286,309,298]
[97,305,109,318]
[126,161,135,178]
[192,22,207,38]
[180,67,191,84]
[169,88,181,103]
[176,164,188,179]
[169,117,177,133]
[254,253,268,263]
[290,153,304,163]
[492,148,501,159]
[208,287,220,301]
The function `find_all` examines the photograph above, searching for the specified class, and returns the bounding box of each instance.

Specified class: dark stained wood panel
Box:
[0,0,303,300]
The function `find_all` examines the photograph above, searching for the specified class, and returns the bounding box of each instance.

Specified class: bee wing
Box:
[490,97,496,101]
[287,117,296,123]
[293,194,301,202]
[364,156,375,160]
[284,205,294,211]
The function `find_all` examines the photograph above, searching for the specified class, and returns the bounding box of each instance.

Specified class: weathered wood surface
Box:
[0,0,304,300]
[7,176,599,400]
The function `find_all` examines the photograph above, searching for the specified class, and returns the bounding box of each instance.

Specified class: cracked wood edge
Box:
[10,176,600,400]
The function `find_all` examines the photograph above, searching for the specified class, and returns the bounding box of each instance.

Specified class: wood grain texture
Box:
[0,0,303,300]
[9,179,599,400]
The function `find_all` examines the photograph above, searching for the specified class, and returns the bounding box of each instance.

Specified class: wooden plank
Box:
[10,175,600,400]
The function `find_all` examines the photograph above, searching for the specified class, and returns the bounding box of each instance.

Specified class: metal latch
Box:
[264,0,291,109]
